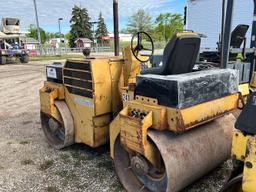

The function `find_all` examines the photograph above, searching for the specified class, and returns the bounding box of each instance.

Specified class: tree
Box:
[153,13,183,42]
[95,12,108,43]
[69,5,93,48]
[126,9,153,34]
[45,32,63,41]
[65,32,71,47]
[27,25,47,44]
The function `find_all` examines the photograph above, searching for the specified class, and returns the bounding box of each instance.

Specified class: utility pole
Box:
[220,0,226,68]
[113,0,120,56]
[58,18,63,55]
[33,0,42,55]
[221,0,234,68]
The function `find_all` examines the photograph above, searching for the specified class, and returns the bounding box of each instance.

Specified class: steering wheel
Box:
[131,31,154,62]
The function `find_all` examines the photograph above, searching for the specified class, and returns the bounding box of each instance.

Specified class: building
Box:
[185,0,254,50]
[48,38,66,49]
[24,37,39,50]
[75,38,92,48]
[109,33,133,42]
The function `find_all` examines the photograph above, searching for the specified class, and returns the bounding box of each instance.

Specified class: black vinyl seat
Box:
[230,24,249,48]
[142,32,201,75]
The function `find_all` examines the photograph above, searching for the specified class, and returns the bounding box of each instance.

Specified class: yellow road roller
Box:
[220,91,256,192]
[39,29,240,191]
[220,73,256,192]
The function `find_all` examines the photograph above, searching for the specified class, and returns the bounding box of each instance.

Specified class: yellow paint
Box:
[119,108,160,166]
[40,45,240,172]
[61,54,140,147]
[242,137,256,192]
[39,81,65,122]
[115,92,238,166]
[122,93,238,133]
[232,130,248,161]
[250,72,256,88]
[176,32,199,37]
[40,48,141,148]
[122,47,141,85]
[231,130,256,192]
[110,115,121,159]
[238,83,250,96]
[178,93,238,132]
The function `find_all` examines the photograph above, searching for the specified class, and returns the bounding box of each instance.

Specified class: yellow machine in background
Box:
[39,31,241,192]
[221,92,256,192]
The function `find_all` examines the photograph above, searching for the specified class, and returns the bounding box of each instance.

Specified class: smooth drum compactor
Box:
[39,32,240,192]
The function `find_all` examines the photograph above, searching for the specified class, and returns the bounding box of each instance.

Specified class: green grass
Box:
[19,140,30,145]
[30,54,84,61]
[71,151,94,167]
[109,40,165,51]
[46,186,59,192]
[21,159,34,165]
[55,170,78,183]
[59,153,71,163]
[7,141,14,145]
[97,161,113,171]
[111,182,124,192]
[39,159,54,171]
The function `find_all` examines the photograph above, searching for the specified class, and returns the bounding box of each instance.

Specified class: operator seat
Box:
[141,32,201,75]
[230,24,249,48]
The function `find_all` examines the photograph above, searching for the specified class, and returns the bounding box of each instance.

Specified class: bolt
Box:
[246,161,253,169]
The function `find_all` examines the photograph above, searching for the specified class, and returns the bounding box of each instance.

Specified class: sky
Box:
[0,0,187,33]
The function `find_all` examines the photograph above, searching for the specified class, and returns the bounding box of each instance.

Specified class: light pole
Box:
[33,0,42,55]
[58,18,63,55]
[90,21,98,51]
[90,22,98,44]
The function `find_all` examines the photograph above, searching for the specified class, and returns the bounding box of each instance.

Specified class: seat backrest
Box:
[230,24,249,48]
[141,32,201,75]
[162,32,201,75]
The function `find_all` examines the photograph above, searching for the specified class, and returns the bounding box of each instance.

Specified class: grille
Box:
[63,60,93,98]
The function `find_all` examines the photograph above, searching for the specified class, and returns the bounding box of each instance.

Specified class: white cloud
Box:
[0,0,178,30]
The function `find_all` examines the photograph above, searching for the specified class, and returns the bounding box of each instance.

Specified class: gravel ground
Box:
[0,61,231,192]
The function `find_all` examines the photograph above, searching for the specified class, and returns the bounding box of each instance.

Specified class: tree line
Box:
[27,6,183,47]
[27,5,108,48]
[126,10,184,42]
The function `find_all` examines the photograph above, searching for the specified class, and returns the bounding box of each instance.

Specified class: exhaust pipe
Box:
[113,0,120,56]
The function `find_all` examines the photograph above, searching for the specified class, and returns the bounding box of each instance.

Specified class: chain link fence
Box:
[29,46,112,56]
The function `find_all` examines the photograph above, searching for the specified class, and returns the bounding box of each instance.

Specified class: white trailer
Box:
[185,0,254,50]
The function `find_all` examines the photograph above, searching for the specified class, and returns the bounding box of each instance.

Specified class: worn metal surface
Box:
[39,81,65,122]
[225,132,256,192]
[41,101,75,149]
[242,136,256,192]
[147,114,235,192]
[123,94,238,133]
[55,101,75,148]
[65,88,109,147]
[232,130,248,161]
[250,72,256,88]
